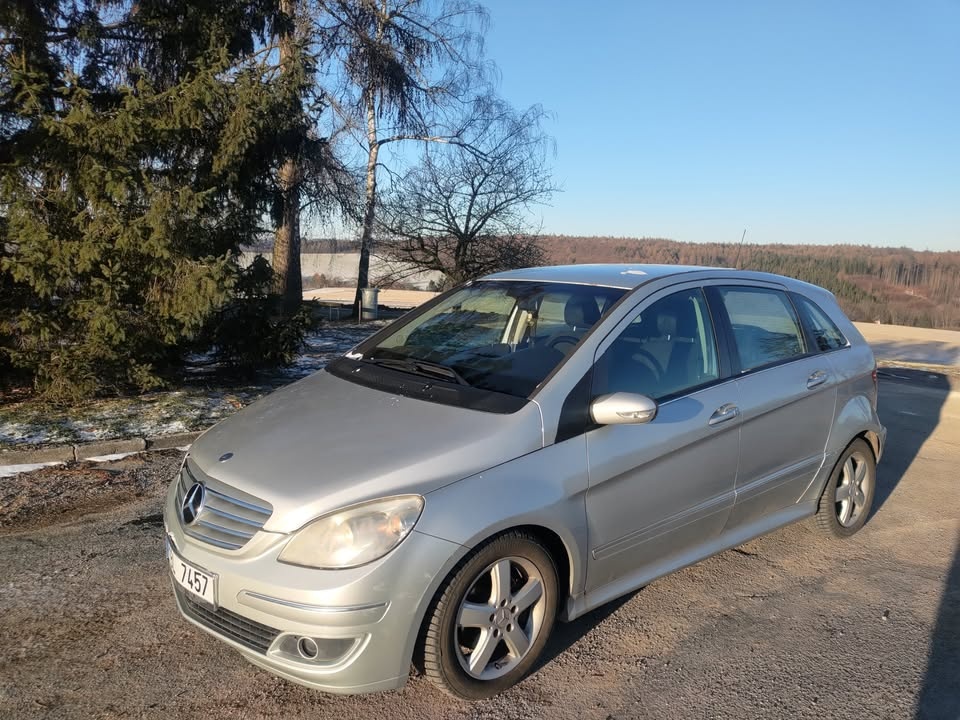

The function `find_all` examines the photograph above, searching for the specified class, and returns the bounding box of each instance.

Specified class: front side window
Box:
[792,294,848,352]
[593,288,720,400]
[716,286,806,371]
[353,281,626,399]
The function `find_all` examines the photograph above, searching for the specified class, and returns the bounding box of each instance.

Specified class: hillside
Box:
[543,237,960,330]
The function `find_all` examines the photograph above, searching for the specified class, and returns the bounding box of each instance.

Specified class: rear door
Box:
[707,284,838,529]
[584,285,740,594]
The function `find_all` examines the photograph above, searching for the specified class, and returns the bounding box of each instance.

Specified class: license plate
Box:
[169,545,218,608]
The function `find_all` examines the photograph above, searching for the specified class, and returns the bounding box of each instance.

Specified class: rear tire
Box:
[420,531,558,700]
[814,438,876,538]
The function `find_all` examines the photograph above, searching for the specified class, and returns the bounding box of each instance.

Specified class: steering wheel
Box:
[547,335,581,352]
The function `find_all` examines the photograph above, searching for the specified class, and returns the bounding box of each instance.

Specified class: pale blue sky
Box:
[479,1,959,250]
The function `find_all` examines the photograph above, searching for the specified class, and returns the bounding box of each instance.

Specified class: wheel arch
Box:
[509,523,573,606]
[859,429,881,462]
[409,522,577,675]
[813,433,877,537]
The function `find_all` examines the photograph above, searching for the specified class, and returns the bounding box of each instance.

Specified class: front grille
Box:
[175,459,272,550]
[175,586,280,654]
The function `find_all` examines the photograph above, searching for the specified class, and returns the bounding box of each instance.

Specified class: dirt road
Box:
[1,374,958,719]
[855,323,960,367]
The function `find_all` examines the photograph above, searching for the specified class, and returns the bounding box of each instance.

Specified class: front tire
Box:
[421,531,558,699]
[815,438,876,537]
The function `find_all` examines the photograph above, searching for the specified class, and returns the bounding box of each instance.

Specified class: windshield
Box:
[353,281,626,398]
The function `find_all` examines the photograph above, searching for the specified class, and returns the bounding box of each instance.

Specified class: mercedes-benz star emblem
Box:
[181,483,206,525]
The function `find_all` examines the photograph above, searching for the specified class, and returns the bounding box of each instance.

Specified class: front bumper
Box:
[163,480,464,694]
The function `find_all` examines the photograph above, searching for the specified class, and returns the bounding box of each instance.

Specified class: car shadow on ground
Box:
[917,536,960,719]
[873,369,951,515]
[874,370,956,717]
[530,593,638,676]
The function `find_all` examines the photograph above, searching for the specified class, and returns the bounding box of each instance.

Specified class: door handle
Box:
[708,403,740,426]
[806,370,829,389]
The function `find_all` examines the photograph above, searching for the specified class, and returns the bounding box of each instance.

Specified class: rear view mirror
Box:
[590,392,658,425]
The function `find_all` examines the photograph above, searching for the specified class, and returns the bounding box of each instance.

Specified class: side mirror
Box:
[590,392,658,425]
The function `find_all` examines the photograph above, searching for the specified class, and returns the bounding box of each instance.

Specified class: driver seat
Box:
[537,295,601,353]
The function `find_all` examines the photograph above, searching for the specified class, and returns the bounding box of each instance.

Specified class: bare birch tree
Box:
[317,0,487,310]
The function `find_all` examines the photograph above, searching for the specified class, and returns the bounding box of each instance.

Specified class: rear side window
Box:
[792,294,848,352]
[716,286,806,372]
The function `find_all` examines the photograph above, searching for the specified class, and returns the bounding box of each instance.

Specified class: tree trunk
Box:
[271,0,301,312]
[272,157,301,311]
[354,97,379,312]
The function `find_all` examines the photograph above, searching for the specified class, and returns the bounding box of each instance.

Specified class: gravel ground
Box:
[0,376,957,719]
[0,451,184,533]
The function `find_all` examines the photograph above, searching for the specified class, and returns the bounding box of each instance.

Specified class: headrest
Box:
[564,295,600,330]
[657,312,677,338]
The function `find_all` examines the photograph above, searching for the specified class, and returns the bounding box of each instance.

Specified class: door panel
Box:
[584,383,740,591]
[583,286,739,593]
[726,357,837,528]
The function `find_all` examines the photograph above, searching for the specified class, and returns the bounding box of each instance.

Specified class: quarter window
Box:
[792,294,848,352]
[593,288,720,400]
[716,286,806,371]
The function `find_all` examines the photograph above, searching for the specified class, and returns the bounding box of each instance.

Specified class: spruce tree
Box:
[0,1,315,401]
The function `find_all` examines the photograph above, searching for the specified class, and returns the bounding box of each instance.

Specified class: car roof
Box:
[484,263,722,289]
[482,263,834,298]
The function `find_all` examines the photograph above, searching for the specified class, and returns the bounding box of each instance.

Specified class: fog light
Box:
[274,634,363,665]
[297,636,319,660]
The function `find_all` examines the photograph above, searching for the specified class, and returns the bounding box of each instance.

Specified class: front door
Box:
[584,286,740,595]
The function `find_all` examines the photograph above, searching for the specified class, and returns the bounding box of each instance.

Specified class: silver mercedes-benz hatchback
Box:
[164,264,886,699]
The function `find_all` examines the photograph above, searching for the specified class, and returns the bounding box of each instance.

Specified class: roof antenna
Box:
[733,228,747,269]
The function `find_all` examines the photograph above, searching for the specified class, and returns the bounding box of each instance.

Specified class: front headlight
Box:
[278,495,424,569]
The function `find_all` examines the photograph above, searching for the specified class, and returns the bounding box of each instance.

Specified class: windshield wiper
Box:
[366,357,471,386]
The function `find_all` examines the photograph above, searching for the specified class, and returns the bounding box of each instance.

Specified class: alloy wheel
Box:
[835,450,871,527]
[454,556,546,680]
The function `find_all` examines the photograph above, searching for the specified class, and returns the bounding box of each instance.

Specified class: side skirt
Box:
[563,500,817,622]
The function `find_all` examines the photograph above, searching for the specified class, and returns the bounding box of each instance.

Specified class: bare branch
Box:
[377,97,556,285]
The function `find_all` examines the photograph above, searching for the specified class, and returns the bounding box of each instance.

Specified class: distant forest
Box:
[543,236,960,330]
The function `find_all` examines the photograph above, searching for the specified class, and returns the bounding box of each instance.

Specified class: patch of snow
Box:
[0,426,51,445]
[280,322,386,378]
[0,322,385,450]
[0,461,65,478]
[84,452,141,463]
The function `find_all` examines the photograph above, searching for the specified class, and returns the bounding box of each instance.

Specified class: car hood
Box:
[188,370,544,533]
